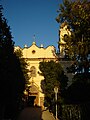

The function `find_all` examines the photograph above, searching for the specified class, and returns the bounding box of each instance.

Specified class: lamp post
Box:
[54,86,58,120]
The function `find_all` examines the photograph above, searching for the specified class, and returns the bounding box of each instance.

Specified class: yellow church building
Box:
[15,41,58,108]
[14,22,72,108]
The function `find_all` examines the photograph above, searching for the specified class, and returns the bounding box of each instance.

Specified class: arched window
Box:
[30,66,36,77]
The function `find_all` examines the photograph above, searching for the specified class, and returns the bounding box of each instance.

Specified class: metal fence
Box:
[61,104,81,120]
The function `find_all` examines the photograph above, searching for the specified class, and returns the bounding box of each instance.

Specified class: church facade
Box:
[14,22,73,108]
[15,42,58,108]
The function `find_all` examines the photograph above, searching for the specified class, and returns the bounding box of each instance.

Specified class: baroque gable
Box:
[22,42,57,59]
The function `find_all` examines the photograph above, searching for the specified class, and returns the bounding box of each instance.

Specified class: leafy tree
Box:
[14,48,29,88]
[0,5,14,118]
[56,0,90,79]
[56,1,90,119]
[56,0,90,61]
[39,61,68,118]
[56,0,90,86]
[0,5,27,119]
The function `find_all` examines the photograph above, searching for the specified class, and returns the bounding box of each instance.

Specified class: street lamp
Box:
[54,86,58,120]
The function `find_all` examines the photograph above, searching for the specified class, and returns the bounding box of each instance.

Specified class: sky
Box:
[1,0,62,51]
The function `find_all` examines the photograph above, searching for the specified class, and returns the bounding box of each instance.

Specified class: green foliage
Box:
[0,6,14,54]
[62,104,81,120]
[56,0,90,60]
[0,5,26,119]
[39,61,68,106]
[56,0,90,74]
[63,73,90,104]
[15,49,29,87]
[56,1,90,119]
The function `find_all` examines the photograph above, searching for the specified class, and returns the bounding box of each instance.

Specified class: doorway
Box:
[28,96,36,106]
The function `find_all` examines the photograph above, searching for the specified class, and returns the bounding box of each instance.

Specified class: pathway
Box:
[17,107,56,120]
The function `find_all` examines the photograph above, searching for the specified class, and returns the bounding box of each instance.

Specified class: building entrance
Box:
[28,96,36,106]
[29,84,39,106]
